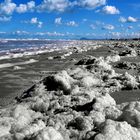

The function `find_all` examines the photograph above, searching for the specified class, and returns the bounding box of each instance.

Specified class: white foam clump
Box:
[95,119,140,140]
[81,76,101,88]
[54,70,74,91]
[1,52,140,139]
[13,66,23,70]
[106,54,121,63]
[127,48,137,57]
[35,127,64,140]
[93,93,116,111]
[96,57,112,70]
[123,72,139,89]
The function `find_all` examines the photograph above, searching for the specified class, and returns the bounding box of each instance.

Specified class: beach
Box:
[1,40,140,139]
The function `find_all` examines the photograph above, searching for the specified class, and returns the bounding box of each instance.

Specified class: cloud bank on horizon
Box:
[0,0,140,39]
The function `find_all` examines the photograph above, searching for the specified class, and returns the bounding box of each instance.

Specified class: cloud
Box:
[102,24,115,30]
[108,31,140,39]
[29,17,43,28]
[0,16,11,22]
[101,5,120,14]
[119,16,137,23]
[31,17,38,24]
[66,21,78,26]
[0,0,16,15]
[36,31,65,36]
[37,0,71,12]
[90,24,96,29]
[16,4,27,13]
[13,30,30,35]
[78,0,106,9]
[16,1,35,13]
[27,1,35,9]
[37,0,106,12]
[119,17,126,23]
[128,26,133,29]
[127,16,137,22]
[55,17,62,25]
[38,21,43,28]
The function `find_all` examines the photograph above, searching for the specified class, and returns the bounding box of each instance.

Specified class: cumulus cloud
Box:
[108,31,140,39]
[27,1,35,9]
[90,24,96,29]
[36,31,65,36]
[102,24,115,30]
[66,21,78,26]
[37,0,107,12]
[0,0,16,15]
[16,1,35,13]
[55,17,62,25]
[38,21,43,28]
[13,30,29,35]
[30,17,43,28]
[0,0,35,15]
[16,4,28,13]
[119,16,127,23]
[101,5,120,14]
[127,16,137,22]
[37,0,71,12]
[0,16,11,22]
[119,16,137,23]
[78,0,106,9]
[128,26,133,29]
[31,17,38,24]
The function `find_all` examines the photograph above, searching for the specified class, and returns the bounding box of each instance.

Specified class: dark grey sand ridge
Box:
[1,40,140,139]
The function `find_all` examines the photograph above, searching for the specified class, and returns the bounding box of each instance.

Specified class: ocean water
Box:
[0,40,72,60]
[0,40,66,51]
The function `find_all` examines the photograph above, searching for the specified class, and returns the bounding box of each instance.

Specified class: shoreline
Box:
[1,40,140,139]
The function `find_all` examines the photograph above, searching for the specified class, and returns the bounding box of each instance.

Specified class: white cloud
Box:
[0,0,16,15]
[13,30,29,35]
[16,1,35,13]
[30,17,43,28]
[101,5,120,14]
[16,4,27,13]
[31,17,38,24]
[38,21,43,28]
[128,26,133,29]
[127,16,137,22]
[119,17,126,23]
[0,16,11,22]
[90,24,96,29]
[66,21,78,26]
[108,31,140,39]
[55,17,62,25]
[78,0,106,9]
[38,0,71,12]
[27,1,35,9]
[119,16,137,23]
[102,24,115,30]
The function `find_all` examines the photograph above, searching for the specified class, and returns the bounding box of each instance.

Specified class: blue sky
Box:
[0,0,140,39]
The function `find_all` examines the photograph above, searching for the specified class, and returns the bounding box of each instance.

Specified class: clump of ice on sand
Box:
[1,52,140,140]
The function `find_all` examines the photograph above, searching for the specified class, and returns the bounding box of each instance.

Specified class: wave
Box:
[0,59,38,69]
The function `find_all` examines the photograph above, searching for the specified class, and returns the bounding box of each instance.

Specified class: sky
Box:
[0,0,140,39]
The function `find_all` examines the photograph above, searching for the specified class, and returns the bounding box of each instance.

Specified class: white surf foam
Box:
[0,59,38,69]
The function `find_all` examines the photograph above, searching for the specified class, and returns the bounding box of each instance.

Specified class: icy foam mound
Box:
[1,54,140,140]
